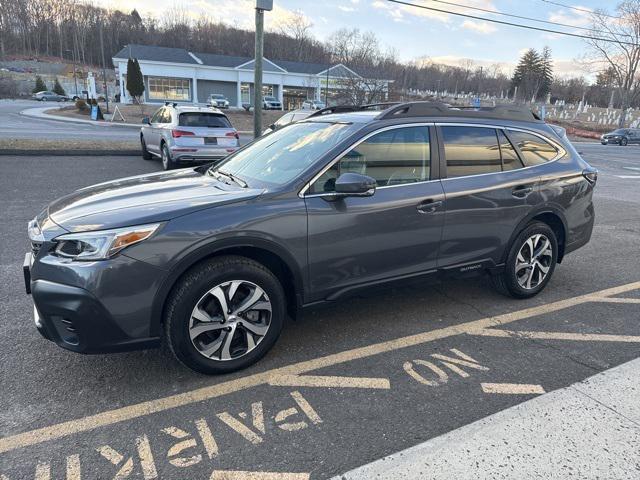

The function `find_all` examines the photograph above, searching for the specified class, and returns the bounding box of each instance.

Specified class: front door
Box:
[437,125,542,270]
[304,125,445,300]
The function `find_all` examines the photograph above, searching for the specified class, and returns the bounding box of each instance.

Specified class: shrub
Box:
[75,99,87,111]
[53,77,66,96]
[33,76,47,93]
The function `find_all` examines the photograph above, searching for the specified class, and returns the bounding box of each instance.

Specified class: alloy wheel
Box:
[515,234,553,290]
[188,280,272,361]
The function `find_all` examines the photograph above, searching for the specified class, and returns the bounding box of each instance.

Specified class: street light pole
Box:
[99,14,109,113]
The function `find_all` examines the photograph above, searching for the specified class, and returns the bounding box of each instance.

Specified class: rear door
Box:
[437,124,542,271]
[305,124,445,299]
[147,108,166,153]
[176,112,238,149]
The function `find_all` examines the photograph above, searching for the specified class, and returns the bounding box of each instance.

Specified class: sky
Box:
[98,0,615,78]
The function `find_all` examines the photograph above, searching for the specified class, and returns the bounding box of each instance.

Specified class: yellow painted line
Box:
[210,470,310,480]
[481,383,546,395]
[1,280,639,455]
[268,374,391,389]
[470,329,640,343]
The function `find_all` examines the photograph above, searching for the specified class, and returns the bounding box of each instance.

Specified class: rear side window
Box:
[442,126,501,178]
[179,113,231,128]
[498,130,523,171]
[507,130,558,166]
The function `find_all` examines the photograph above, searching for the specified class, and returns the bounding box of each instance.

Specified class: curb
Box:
[0,149,140,156]
[20,107,141,128]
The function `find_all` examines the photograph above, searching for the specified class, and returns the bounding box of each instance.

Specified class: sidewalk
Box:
[335,357,640,480]
[20,106,141,128]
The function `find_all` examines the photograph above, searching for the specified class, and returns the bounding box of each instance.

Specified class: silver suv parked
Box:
[140,104,239,170]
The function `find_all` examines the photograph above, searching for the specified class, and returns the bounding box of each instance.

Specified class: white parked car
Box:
[208,94,230,109]
[140,104,239,170]
[263,96,282,110]
[302,99,326,110]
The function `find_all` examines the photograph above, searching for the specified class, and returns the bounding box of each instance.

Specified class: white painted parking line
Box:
[481,383,546,395]
[587,297,640,304]
[211,470,310,480]
[616,175,640,179]
[268,375,391,389]
[470,329,640,343]
[1,280,639,455]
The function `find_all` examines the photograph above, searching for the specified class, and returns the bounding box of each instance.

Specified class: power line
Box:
[540,0,621,20]
[386,0,637,46]
[426,0,618,36]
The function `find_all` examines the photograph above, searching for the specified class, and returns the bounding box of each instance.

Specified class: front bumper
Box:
[25,250,163,354]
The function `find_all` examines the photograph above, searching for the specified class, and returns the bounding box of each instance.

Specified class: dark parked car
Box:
[25,102,597,374]
[600,128,640,145]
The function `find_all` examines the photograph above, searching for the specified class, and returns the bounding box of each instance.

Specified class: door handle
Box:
[417,199,443,214]
[512,185,533,198]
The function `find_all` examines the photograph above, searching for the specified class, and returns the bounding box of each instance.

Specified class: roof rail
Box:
[308,102,401,118]
[376,101,542,123]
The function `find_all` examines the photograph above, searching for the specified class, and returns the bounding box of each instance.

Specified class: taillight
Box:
[226,131,240,140]
[583,168,598,185]
[171,130,195,138]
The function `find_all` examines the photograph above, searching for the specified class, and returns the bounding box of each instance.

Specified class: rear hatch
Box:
[172,112,239,148]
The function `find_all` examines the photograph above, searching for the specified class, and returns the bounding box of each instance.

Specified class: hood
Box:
[47,168,263,232]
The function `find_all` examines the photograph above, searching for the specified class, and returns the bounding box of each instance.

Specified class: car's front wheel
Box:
[621,137,628,146]
[491,222,558,299]
[141,135,153,160]
[164,256,285,374]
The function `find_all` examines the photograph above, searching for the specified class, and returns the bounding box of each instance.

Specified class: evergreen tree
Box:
[539,46,554,101]
[53,77,66,96]
[126,57,145,104]
[33,76,47,93]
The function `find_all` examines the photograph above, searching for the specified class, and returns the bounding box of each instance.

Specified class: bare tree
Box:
[584,0,640,126]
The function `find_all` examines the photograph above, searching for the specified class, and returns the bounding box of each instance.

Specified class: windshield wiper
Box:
[214,169,248,188]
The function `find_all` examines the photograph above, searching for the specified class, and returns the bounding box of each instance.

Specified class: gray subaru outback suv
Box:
[25,102,597,374]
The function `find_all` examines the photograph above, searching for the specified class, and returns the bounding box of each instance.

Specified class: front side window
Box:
[211,121,360,187]
[309,126,431,194]
[150,108,164,124]
[275,113,294,126]
[442,126,501,178]
[507,130,558,166]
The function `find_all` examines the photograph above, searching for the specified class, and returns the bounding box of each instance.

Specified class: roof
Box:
[113,44,362,77]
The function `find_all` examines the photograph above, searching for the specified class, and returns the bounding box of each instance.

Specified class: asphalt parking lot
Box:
[1,144,639,479]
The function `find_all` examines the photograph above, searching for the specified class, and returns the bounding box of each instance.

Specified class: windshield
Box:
[211,94,224,99]
[210,121,359,187]
[265,96,277,101]
[612,129,627,134]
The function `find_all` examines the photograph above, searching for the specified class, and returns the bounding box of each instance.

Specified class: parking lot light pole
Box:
[254,0,272,138]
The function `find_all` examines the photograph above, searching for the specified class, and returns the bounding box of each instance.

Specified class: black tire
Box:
[621,137,628,146]
[161,142,174,170]
[141,135,153,160]
[164,256,285,374]
[491,222,558,299]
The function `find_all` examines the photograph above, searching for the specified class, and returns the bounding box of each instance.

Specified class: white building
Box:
[112,44,387,110]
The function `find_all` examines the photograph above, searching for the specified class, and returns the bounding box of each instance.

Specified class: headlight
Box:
[53,223,161,260]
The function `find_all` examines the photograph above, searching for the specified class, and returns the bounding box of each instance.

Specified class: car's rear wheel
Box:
[161,142,174,170]
[164,256,285,374]
[621,137,628,146]
[491,222,558,299]
[140,136,153,160]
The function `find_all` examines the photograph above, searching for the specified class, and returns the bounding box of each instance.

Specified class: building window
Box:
[147,77,191,101]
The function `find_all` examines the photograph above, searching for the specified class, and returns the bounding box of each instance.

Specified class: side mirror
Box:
[142,116,150,125]
[269,123,276,130]
[334,172,376,197]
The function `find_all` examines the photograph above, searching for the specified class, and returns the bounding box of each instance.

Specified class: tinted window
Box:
[179,113,231,128]
[213,121,359,187]
[498,130,523,171]
[442,126,501,178]
[309,126,430,193]
[275,113,294,126]
[507,130,558,166]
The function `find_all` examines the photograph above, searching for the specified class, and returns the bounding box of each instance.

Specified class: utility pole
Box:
[253,0,272,138]
[99,14,109,113]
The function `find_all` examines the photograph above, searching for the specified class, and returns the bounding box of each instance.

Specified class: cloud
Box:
[339,6,356,12]
[373,0,499,25]
[548,7,592,28]
[461,19,497,34]
[372,0,407,22]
